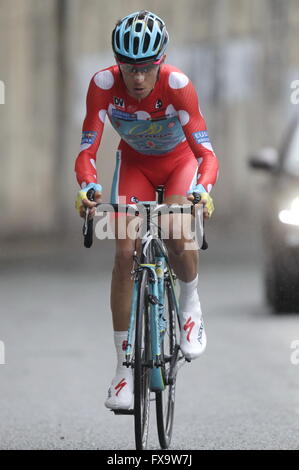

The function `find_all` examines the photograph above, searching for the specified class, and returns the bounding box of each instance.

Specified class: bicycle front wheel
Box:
[155,279,178,449]
[134,269,151,450]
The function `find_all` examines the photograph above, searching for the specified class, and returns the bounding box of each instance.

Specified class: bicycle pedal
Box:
[111,409,134,415]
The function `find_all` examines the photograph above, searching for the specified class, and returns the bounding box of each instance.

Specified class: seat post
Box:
[156,185,165,204]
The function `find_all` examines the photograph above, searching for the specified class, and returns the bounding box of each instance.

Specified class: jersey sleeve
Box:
[74,72,110,188]
[169,73,219,193]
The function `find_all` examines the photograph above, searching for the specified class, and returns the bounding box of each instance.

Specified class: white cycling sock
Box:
[178,275,202,318]
[114,331,129,375]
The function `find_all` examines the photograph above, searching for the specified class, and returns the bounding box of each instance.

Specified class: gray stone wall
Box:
[0,0,298,237]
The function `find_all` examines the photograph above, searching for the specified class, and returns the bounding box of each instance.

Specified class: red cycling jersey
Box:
[75,63,219,201]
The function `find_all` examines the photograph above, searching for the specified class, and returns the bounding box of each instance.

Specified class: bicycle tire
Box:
[155,278,178,449]
[134,269,151,450]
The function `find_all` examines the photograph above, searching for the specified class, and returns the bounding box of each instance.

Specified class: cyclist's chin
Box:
[129,88,150,100]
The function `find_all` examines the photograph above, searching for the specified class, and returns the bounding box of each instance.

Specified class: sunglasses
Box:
[117,57,163,75]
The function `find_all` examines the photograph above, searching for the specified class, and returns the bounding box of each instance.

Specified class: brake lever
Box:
[83,188,96,248]
[192,192,208,250]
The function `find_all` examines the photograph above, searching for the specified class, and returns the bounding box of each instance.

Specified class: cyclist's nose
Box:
[133,72,145,83]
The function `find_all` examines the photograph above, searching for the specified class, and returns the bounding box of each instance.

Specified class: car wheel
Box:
[265,254,299,313]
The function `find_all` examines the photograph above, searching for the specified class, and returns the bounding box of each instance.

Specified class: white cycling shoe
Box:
[105,370,133,410]
[179,312,207,361]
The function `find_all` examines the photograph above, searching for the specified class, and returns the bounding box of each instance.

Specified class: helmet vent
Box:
[124,31,130,51]
[115,30,120,49]
[135,22,142,32]
[147,18,154,32]
[133,37,139,55]
[153,32,161,51]
[142,32,151,53]
[126,17,134,28]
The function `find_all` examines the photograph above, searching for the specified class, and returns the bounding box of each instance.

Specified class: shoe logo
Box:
[114,378,127,396]
[197,321,204,344]
[122,340,128,351]
[183,316,195,343]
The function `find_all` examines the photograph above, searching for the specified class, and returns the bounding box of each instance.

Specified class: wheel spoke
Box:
[156,281,178,449]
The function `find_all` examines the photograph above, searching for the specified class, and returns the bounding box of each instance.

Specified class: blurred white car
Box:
[249,116,299,313]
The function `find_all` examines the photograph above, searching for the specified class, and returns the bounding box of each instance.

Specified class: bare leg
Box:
[162,194,199,282]
[105,216,139,409]
[162,195,207,360]
[110,216,138,331]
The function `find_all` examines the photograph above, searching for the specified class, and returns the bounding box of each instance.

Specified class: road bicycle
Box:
[82,186,207,450]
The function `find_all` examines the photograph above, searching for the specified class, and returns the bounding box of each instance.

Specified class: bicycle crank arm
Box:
[112,409,134,415]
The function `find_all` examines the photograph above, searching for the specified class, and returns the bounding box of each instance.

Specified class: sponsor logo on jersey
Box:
[192,131,210,145]
[155,99,163,109]
[130,196,139,203]
[81,131,97,145]
[129,122,164,136]
[114,96,125,108]
[112,109,137,121]
[110,115,185,155]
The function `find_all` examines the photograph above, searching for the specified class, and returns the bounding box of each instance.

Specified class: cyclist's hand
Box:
[187,185,214,219]
[75,183,102,219]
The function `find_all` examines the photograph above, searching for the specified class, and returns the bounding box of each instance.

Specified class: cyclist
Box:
[75,10,219,410]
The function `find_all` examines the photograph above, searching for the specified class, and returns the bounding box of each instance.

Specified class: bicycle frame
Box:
[124,209,182,392]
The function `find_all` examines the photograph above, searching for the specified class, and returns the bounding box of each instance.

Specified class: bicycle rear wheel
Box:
[134,269,151,450]
[155,278,178,449]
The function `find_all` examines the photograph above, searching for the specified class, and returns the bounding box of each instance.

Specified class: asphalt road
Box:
[1,234,299,450]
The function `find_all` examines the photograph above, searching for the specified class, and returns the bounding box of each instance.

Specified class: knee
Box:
[113,246,134,273]
[165,239,186,257]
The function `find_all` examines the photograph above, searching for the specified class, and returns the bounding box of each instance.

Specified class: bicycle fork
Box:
[123,258,166,392]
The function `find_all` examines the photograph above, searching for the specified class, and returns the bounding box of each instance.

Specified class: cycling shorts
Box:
[110,140,198,204]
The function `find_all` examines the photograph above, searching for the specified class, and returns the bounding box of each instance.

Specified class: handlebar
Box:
[83,192,208,250]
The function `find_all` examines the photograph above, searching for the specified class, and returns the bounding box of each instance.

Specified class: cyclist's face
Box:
[118,56,165,101]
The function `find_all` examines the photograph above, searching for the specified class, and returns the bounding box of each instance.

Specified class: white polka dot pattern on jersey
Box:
[169,72,189,89]
[166,104,177,117]
[202,142,214,152]
[136,111,151,120]
[178,110,190,126]
[80,143,91,151]
[94,70,114,90]
[99,109,107,123]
